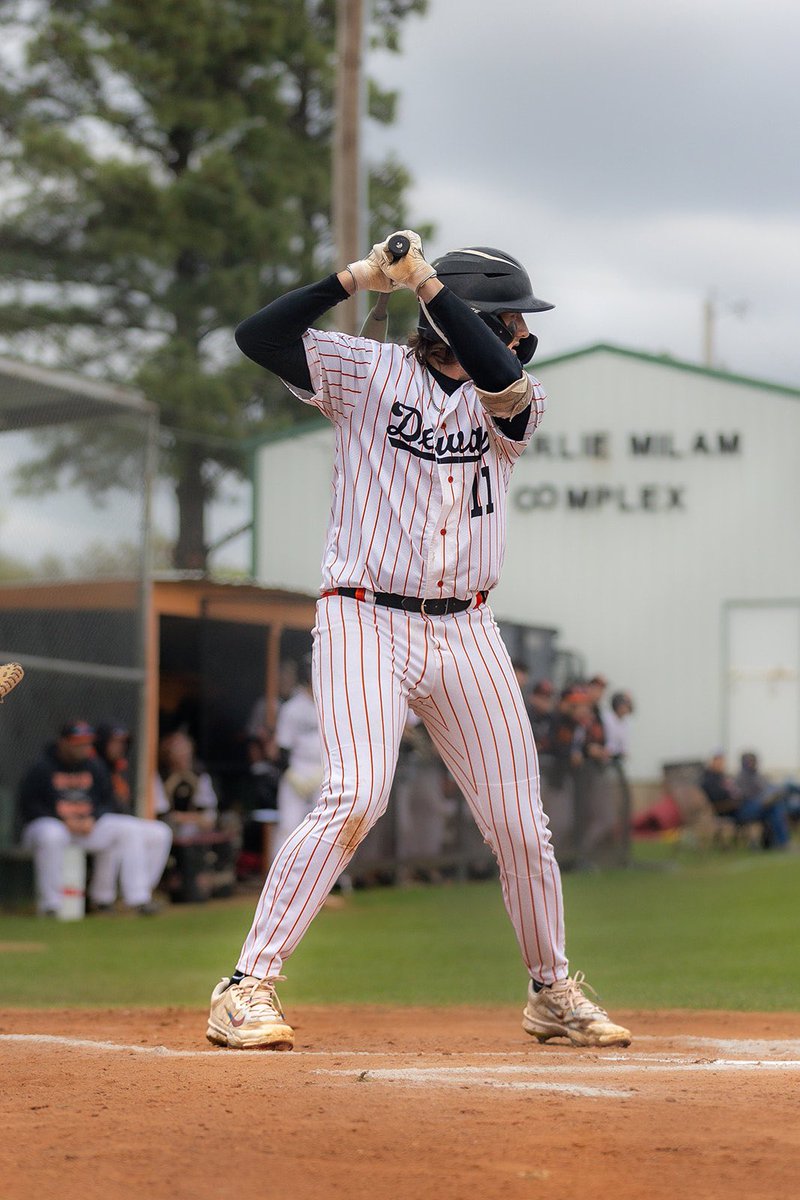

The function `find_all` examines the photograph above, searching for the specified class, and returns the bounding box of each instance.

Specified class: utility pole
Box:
[333,0,366,334]
[702,293,715,368]
[702,292,749,369]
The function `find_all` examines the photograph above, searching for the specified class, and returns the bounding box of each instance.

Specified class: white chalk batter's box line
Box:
[3,1034,800,1098]
[3,1031,800,1069]
[318,1071,637,1100]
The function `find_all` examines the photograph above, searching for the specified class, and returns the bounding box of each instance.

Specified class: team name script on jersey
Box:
[387,400,490,464]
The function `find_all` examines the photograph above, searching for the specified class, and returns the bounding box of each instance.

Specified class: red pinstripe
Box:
[436,615,538,967]
[239,599,566,984]
[238,329,561,983]
[241,597,410,978]
[448,609,542,964]
[457,610,560,976]
[367,355,411,579]
[243,604,346,975]
[337,349,388,573]
[283,331,545,599]
[477,613,564,955]
[425,609,564,981]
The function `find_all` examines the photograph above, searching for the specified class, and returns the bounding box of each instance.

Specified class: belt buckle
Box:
[419,597,432,617]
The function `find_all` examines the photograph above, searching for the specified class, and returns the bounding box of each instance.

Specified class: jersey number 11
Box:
[470,466,494,518]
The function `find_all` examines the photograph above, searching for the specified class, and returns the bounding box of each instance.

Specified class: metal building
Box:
[251,343,800,785]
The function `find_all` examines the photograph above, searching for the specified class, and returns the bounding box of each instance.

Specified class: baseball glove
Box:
[0,662,24,701]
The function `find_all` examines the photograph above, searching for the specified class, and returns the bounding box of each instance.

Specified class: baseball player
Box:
[18,720,172,916]
[207,232,631,1050]
[273,655,325,852]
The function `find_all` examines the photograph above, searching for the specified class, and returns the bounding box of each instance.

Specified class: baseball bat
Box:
[359,235,411,340]
[387,233,410,261]
[359,292,390,340]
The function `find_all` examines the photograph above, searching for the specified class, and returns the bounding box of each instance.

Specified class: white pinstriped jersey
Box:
[286,329,547,599]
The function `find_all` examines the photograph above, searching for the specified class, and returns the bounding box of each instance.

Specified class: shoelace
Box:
[553,971,610,1021]
[231,975,287,1018]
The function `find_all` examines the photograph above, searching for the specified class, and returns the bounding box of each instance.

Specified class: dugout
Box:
[146,575,318,808]
[0,573,319,841]
[0,357,157,855]
[0,355,320,862]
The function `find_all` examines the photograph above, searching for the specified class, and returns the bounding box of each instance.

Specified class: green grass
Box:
[1,845,798,1011]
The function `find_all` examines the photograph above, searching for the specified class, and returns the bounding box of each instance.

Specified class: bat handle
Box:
[387,233,411,261]
[371,293,390,319]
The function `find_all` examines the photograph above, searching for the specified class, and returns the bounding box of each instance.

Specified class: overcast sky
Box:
[366,0,800,385]
[4,0,798,572]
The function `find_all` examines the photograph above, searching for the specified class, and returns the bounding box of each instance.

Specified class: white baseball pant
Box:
[275,777,321,856]
[22,814,173,913]
[238,596,567,985]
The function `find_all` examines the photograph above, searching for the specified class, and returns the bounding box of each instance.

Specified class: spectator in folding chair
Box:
[733,752,791,850]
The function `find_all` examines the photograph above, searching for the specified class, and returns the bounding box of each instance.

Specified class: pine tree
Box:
[0,0,427,568]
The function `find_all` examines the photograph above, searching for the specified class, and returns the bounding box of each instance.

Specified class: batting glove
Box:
[346,244,399,293]
[378,230,437,294]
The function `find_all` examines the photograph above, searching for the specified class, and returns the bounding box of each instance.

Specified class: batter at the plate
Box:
[206,231,631,1052]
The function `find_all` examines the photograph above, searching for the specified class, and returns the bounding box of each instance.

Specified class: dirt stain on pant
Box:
[338,814,371,853]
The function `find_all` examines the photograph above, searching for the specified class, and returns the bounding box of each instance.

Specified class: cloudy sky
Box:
[3,0,797,573]
[366,0,800,385]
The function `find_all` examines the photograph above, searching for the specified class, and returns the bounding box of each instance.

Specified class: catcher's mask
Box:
[418,246,553,364]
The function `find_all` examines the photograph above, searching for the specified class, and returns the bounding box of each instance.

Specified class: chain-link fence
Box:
[0,358,157,852]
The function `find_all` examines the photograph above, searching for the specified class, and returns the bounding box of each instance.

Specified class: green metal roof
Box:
[531,343,800,398]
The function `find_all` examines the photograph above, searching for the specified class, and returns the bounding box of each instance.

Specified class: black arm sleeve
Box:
[424,288,523,393]
[234,274,350,391]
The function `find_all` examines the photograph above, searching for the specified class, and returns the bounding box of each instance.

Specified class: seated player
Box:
[19,720,171,915]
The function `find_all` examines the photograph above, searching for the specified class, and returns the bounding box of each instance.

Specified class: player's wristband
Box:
[414,271,438,297]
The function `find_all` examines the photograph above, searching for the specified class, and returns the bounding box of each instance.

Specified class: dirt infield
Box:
[2,1007,800,1200]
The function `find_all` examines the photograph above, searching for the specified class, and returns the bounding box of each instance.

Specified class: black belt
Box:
[323,587,488,617]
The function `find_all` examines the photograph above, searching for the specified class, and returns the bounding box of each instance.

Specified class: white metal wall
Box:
[493,350,800,780]
[255,349,800,781]
[724,602,800,776]
[255,426,331,594]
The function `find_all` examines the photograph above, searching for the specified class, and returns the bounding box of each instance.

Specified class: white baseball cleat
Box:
[206,976,295,1050]
[522,971,632,1047]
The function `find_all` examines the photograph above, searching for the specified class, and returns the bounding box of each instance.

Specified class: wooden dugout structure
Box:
[0,574,318,821]
[0,354,318,836]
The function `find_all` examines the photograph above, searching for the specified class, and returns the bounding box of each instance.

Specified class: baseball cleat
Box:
[522,971,632,1047]
[206,976,295,1050]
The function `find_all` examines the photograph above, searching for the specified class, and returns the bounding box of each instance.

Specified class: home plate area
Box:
[4,1013,800,1095]
[315,1036,800,1099]
[4,1026,800,1100]
[4,1009,800,1200]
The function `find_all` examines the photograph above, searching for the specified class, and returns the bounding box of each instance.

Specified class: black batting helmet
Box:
[418,246,553,364]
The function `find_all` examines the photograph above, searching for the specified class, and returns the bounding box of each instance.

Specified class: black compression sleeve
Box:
[424,287,523,393]
[493,408,531,441]
[235,274,349,390]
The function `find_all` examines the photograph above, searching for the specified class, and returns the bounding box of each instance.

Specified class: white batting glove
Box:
[377,230,437,294]
[346,245,399,293]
